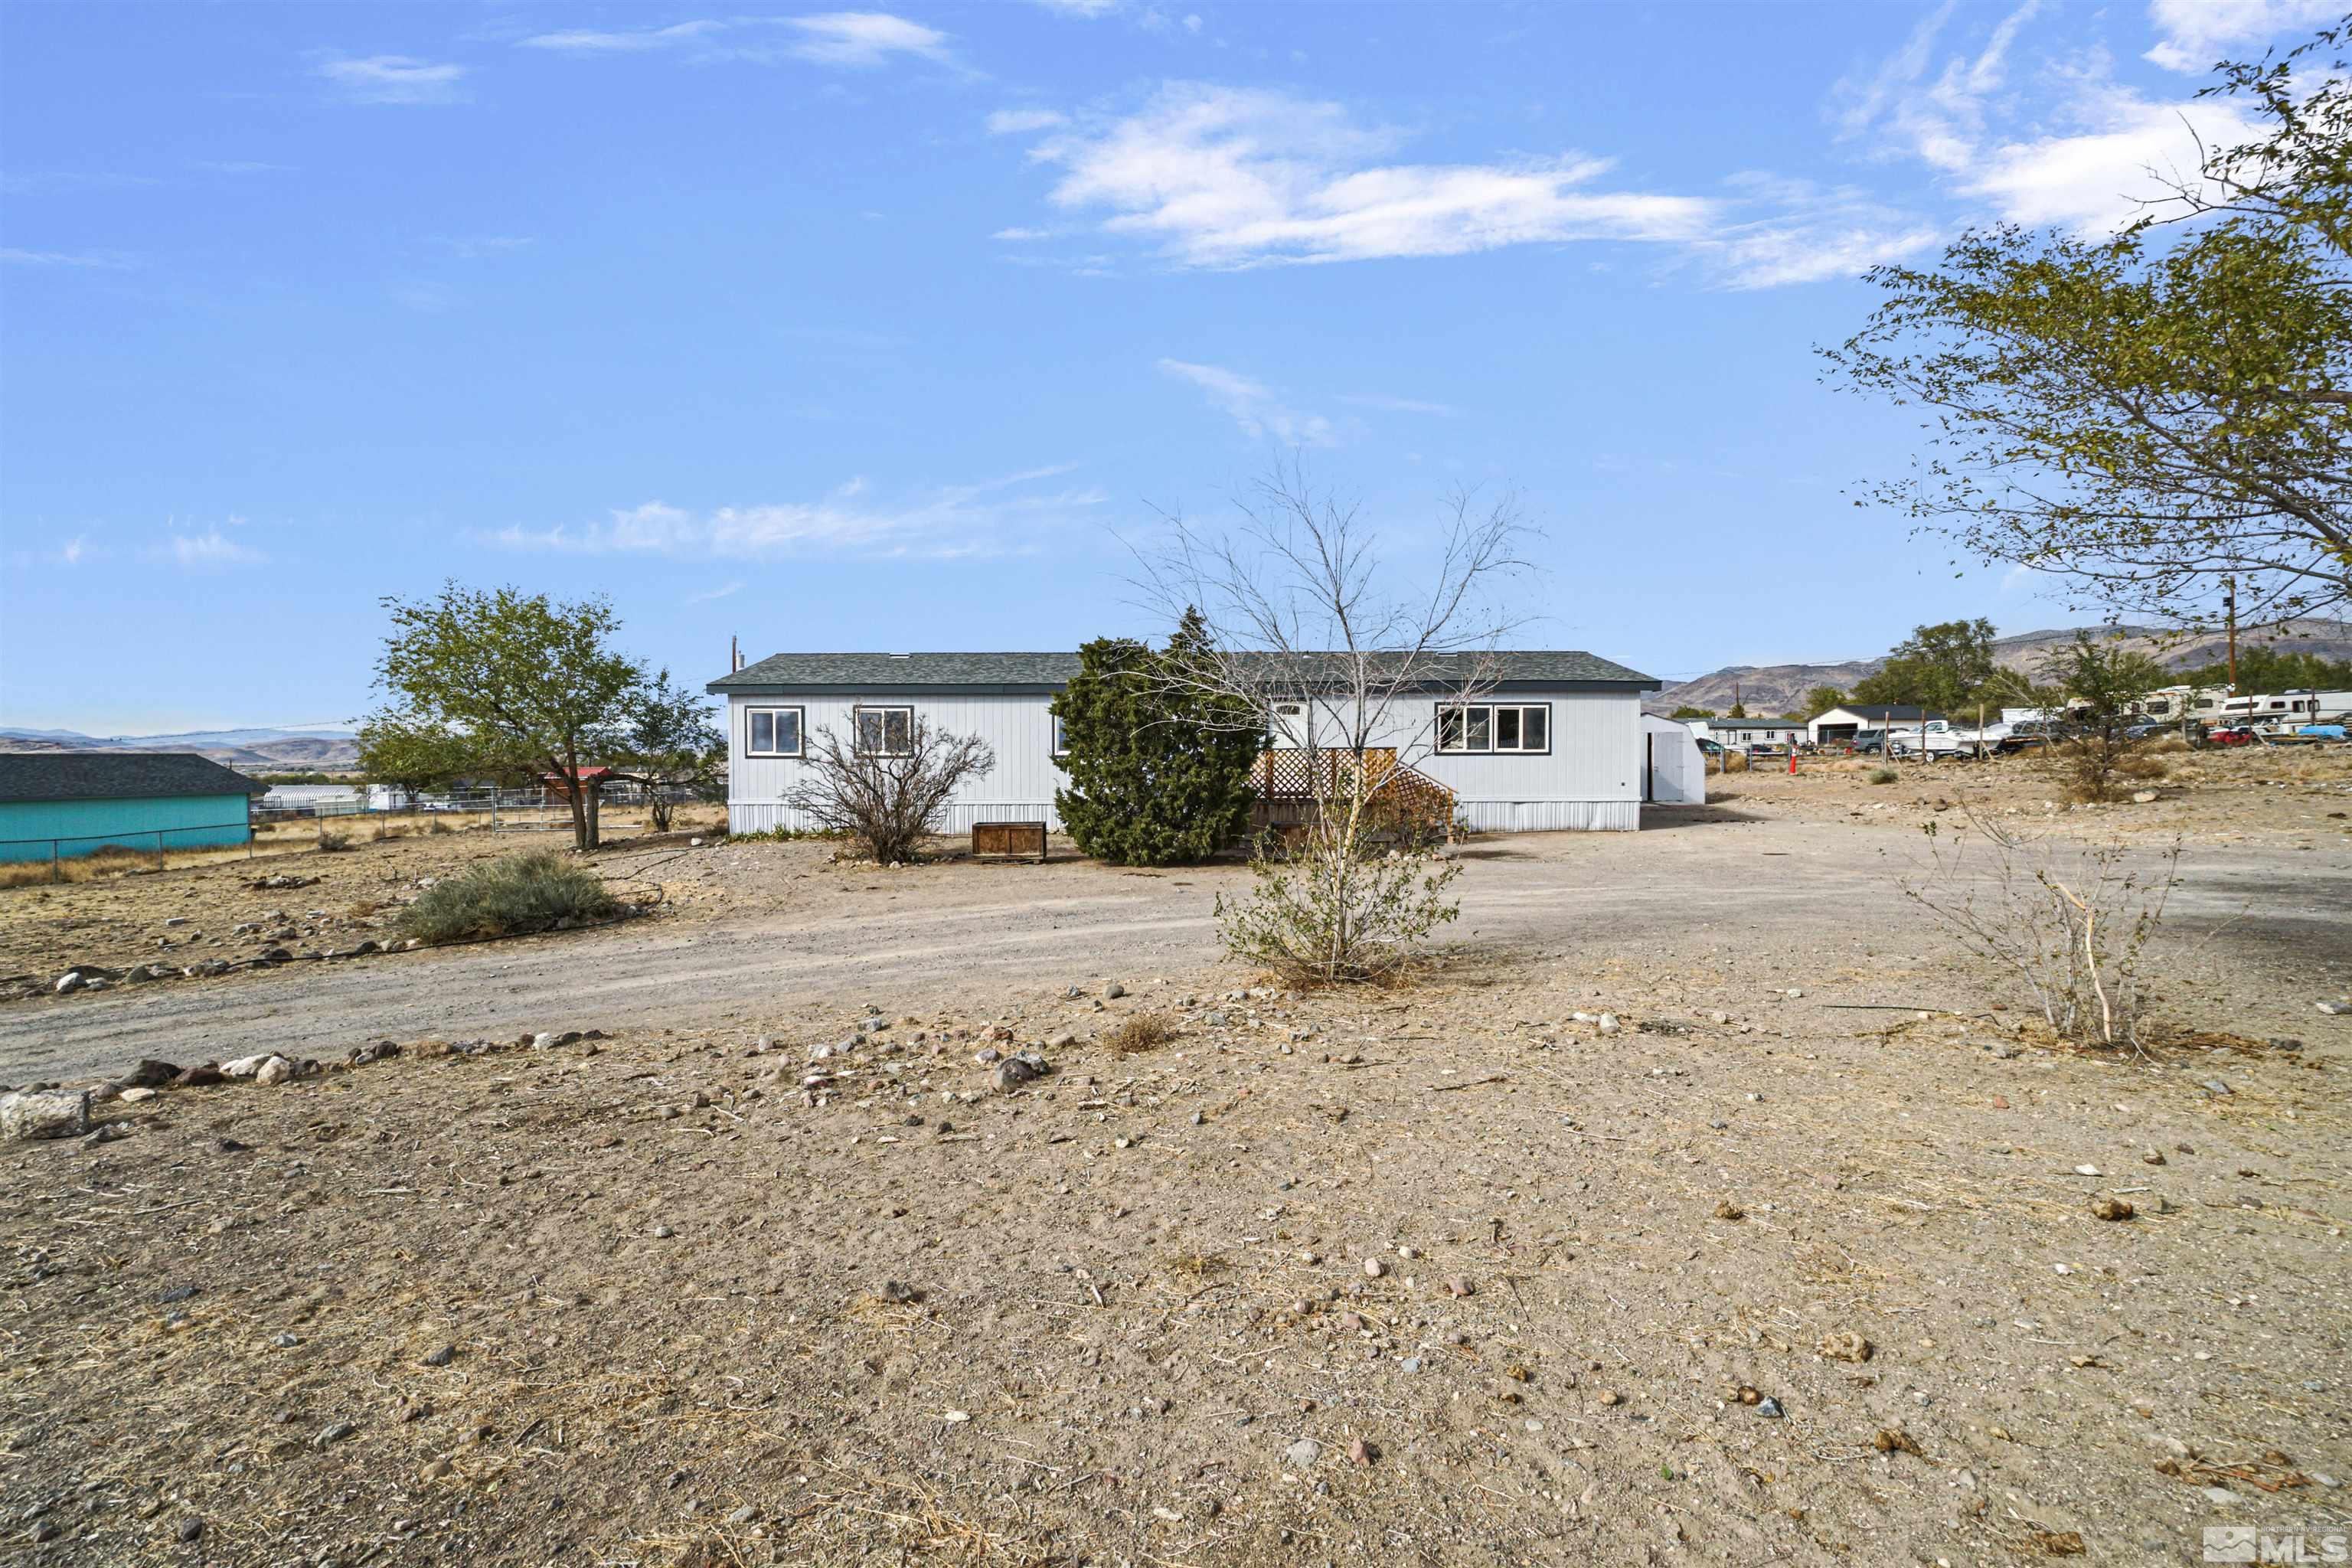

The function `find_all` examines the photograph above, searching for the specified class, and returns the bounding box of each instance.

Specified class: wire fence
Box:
[0,786,716,885]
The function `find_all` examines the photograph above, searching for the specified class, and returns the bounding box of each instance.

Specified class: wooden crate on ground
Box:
[972,821,1047,861]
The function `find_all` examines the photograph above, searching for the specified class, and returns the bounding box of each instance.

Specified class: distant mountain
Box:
[0,726,359,770]
[1652,619,2352,717]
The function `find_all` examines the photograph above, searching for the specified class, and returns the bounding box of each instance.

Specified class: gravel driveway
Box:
[4,814,2343,1086]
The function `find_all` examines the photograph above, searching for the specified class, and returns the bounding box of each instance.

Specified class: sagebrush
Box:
[1217,825,1461,985]
[397,851,619,944]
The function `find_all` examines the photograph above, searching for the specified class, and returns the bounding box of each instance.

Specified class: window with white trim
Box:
[744,706,803,757]
[1051,714,1070,757]
[1436,702,1550,753]
[854,704,915,757]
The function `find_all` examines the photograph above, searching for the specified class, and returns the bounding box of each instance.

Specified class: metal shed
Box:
[0,753,266,864]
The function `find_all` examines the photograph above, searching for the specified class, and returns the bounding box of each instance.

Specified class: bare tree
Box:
[1132,459,1534,982]
[786,713,995,864]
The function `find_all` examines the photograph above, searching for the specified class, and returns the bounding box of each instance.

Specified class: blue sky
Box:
[1,0,2330,733]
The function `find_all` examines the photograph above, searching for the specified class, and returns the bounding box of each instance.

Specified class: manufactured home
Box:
[1687,716,1805,750]
[707,649,1663,835]
[0,753,263,863]
[1806,704,1944,747]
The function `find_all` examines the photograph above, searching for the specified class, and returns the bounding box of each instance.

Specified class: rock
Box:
[2143,1148,2166,1165]
[1756,1396,1785,1419]
[651,1224,675,1239]
[2132,790,2158,804]
[2091,1197,2136,1221]
[253,1056,296,1086]
[1347,1436,1370,1465]
[423,1345,456,1367]
[2318,1000,2350,1016]
[177,1517,204,1544]
[1818,1331,1871,1362]
[1046,1031,1079,1050]
[1284,1438,1322,1468]
[880,1280,922,1303]
[995,1058,1039,1093]
[1066,985,1083,999]
[122,1060,178,1089]
[1204,1011,1228,1027]
[55,972,85,995]
[0,1089,90,1141]
[1713,1200,1745,1221]
[2201,1079,2233,1096]
[1363,1258,1386,1279]
[1596,1013,1621,1036]
[1445,1276,1475,1298]
[315,1421,355,1448]
[221,1054,270,1080]
[119,1086,157,1105]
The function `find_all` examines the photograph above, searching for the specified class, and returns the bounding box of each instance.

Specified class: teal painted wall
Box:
[0,793,252,863]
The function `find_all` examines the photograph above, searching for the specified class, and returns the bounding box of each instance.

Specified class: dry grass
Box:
[1102,1011,1177,1054]
[1867,766,1900,785]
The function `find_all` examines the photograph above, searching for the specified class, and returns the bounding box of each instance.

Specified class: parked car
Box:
[2207,724,2259,746]
[1996,720,2065,753]
[2122,720,2172,742]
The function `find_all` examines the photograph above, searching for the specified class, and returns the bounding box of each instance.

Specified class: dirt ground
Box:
[1,748,2347,1566]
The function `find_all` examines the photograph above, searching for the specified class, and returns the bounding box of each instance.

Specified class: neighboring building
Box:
[1687,716,1806,750]
[258,782,362,815]
[0,753,264,864]
[2130,685,2227,722]
[541,766,616,804]
[1807,704,1945,746]
[707,649,1663,835]
[1640,715,1706,805]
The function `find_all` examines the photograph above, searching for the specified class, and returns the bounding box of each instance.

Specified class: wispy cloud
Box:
[785,13,952,67]
[1338,393,1462,418]
[150,528,266,570]
[991,226,1055,240]
[486,467,1101,561]
[514,13,949,69]
[1031,0,1120,15]
[688,579,746,603]
[0,170,158,194]
[191,160,296,176]
[520,20,724,54]
[1158,360,1336,446]
[987,107,1068,135]
[1011,83,1715,269]
[1699,175,1942,288]
[1833,2,2266,234]
[430,234,534,259]
[2144,0,2337,73]
[318,55,469,106]
[1,248,136,270]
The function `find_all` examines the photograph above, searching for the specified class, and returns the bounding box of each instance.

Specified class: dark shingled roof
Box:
[710,649,1658,694]
[0,753,267,805]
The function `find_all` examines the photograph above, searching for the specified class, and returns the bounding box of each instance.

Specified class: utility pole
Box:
[2224,577,2238,693]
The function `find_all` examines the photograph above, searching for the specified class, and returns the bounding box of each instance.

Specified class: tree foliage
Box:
[368,583,647,849]
[1668,704,1715,720]
[1826,19,2352,630]
[1801,685,1848,718]
[1052,610,1260,866]
[2043,632,2170,802]
[2194,642,2352,689]
[1851,619,2001,713]
[608,673,724,833]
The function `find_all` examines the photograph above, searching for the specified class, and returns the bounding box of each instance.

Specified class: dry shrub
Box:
[1105,1012,1177,1054]
[316,826,354,852]
[1720,750,1750,773]
[1867,766,1900,785]
[2145,734,2190,755]
[397,851,618,944]
[2056,735,2164,803]
[1904,801,2180,1049]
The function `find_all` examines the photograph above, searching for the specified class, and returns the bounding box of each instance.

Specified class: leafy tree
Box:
[608,673,725,833]
[1826,21,2352,632]
[1851,619,1999,713]
[368,583,646,850]
[1726,699,1749,718]
[2043,632,2169,802]
[355,714,508,798]
[1801,685,1848,718]
[1668,705,1715,720]
[1052,610,1261,865]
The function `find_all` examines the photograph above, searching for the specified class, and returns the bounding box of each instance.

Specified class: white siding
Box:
[725,686,1645,835]
[1640,714,1706,805]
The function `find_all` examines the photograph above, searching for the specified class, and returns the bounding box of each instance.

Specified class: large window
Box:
[1437,702,1550,754]
[744,706,803,757]
[854,705,915,757]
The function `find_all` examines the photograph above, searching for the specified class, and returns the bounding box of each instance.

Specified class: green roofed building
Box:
[0,753,266,864]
